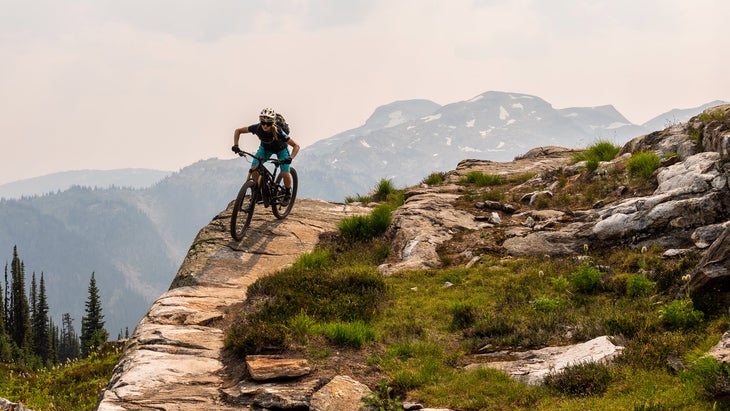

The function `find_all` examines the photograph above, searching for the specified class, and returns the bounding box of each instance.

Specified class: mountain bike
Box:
[230,150,298,241]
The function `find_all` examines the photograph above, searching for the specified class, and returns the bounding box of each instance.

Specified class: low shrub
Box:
[659,299,704,330]
[543,361,613,396]
[681,356,730,400]
[550,275,570,293]
[225,319,289,356]
[449,302,477,330]
[532,297,563,312]
[627,274,656,297]
[570,264,602,293]
[363,380,403,411]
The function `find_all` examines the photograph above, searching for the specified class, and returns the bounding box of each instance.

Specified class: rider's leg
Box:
[276,148,292,189]
[250,145,271,184]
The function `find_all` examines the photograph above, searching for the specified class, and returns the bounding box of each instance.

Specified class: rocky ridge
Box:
[97,198,373,410]
[97,104,730,410]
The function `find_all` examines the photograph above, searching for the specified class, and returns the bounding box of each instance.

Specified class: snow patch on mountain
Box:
[605,122,633,130]
[499,106,510,120]
[386,110,408,128]
[422,113,442,123]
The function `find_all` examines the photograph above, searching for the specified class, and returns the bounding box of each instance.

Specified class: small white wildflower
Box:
[583,244,589,253]
[682,274,691,283]
[641,246,648,254]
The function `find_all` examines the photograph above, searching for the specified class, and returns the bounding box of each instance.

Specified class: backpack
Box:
[275,113,290,135]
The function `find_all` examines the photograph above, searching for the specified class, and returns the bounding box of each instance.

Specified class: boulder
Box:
[466,336,624,386]
[246,355,312,381]
[689,226,730,294]
[310,375,372,411]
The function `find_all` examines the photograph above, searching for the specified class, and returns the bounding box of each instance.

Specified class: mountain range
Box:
[295,92,727,201]
[0,91,725,334]
[0,168,172,199]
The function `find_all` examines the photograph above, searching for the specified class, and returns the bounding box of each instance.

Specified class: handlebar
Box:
[237,150,291,166]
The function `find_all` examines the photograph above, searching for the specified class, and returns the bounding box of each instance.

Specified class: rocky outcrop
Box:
[380,146,578,274]
[98,105,730,410]
[97,198,372,410]
[689,225,730,293]
[375,105,730,385]
[465,336,624,386]
[380,191,491,274]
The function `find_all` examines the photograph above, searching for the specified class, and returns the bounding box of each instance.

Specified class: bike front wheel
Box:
[230,180,258,241]
[272,167,298,219]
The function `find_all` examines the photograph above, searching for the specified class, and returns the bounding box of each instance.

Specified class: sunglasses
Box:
[260,121,274,127]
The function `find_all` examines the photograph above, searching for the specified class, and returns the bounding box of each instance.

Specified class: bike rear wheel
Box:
[230,180,258,240]
[272,167,298,219]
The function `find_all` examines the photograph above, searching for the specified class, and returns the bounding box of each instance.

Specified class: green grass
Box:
[422,172,445,185]
[461,171,505,186]
[345,178,404,204]
[0,343,122,410]
[224,232,729,409]
[627,151,661,179]
[572,140,622,172]
[338,203,394,242]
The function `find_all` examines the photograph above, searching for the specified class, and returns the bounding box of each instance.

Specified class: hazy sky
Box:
[2,0,728,185]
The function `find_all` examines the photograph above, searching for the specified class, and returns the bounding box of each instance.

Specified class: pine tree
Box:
[0,268,10,362]
[48,316,58,363]
[0,269,4,334]
[80,272,108,357]
[58,313,80,362]
[9,246,31,350]
[32,273,51,363]
[30,272,37,326]
[3,262,9,338]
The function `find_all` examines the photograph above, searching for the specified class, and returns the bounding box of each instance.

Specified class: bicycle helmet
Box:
[259,107,276,123]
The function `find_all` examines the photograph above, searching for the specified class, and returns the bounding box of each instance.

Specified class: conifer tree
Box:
[32,273,51,362]
[48,316,58,363]
[58,313,80,362]
[0,270,10,362]
[0,270,4,334]
[30,272,37,325]
[80,272,108,357]
[9,246,31,350]
[3,262,9,336]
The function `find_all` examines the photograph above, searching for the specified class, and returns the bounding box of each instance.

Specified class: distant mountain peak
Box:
[363,99,441,131]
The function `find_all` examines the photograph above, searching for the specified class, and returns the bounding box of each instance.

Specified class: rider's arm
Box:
[233,126,250,146]
[287,137,300,159]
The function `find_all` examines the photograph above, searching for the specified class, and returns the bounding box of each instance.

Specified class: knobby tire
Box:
[230,180,258,241]
[272,167,298,219]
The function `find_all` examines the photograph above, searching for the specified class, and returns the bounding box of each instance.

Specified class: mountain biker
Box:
[232,107,300,203]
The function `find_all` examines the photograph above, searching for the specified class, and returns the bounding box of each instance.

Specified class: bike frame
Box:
[239,150,285,206]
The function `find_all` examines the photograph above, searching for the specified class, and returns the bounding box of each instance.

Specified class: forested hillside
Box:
[0,158,245,334]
